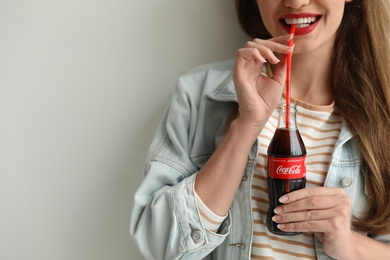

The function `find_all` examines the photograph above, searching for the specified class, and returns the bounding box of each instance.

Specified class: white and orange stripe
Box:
[194,190,228,232]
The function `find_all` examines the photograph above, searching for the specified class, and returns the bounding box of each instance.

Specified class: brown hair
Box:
[235,0,390,235]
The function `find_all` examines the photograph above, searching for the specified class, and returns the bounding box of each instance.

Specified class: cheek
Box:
[325,9,345,34]
[260,14,274,33]
[258,10,278,37]
[256,1,280,36]
[328,2,347,29]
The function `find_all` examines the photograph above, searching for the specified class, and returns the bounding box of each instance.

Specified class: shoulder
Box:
[177,59,234,90]
[175,59,236,102]
[184,59,235,76]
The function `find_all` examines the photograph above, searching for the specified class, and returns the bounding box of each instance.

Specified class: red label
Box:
[268,156,306,179]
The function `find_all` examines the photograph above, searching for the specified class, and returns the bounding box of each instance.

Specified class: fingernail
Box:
[279,195,288,203]
[277,224,286,230]
[272,215,281,222]
[274,207,282,214]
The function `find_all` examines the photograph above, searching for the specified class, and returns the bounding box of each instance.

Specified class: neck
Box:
[290,50,334,105]
[273,42,335,106]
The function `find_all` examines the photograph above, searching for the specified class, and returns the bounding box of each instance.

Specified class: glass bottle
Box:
[266,102,307,236]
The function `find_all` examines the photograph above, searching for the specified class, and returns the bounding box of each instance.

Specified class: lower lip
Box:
[281,17,321,36]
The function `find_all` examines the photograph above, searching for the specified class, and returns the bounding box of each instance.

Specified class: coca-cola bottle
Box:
[266,102,306,235]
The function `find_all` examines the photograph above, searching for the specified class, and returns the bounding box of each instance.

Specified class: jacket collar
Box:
[206,74,237,103]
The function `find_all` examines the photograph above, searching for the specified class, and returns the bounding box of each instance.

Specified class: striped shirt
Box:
[195,97,342,259]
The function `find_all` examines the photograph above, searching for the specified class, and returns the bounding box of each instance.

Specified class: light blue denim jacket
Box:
[130,59,390,260]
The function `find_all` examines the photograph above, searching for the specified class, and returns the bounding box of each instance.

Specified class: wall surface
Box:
[0,0,247,259]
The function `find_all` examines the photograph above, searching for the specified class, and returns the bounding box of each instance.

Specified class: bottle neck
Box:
[277,102,298,130]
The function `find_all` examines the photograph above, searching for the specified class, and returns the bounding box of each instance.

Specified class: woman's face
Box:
[256,0,352,54]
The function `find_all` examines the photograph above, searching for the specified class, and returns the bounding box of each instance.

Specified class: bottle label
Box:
[268,156,306,179]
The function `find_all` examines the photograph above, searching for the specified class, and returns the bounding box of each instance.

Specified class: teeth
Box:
[284,17,317,26]
[296,23,310,29]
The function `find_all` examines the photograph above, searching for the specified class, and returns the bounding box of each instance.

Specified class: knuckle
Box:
[307,196,318,208]
[236,48,256,60]
[252,38,263,43]
[308,187,319,196]
[337,188,346,195]
[330,217,343,229]
[342,196,351,207]
[338,207,350,219]
[304,221,315,231]
[287,222,297,231]
[236,48,245,57]
[306,210,317,220]
[264,48,274,57]
[244,41,253,48]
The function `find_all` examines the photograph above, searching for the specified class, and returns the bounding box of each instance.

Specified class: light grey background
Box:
[0,0,248,259]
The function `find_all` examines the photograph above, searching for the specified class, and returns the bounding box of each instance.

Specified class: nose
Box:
[284,0,310,9]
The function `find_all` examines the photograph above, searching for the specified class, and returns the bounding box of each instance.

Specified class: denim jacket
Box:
[130,59,390,260]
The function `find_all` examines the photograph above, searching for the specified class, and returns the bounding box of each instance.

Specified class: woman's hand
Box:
[233,34,293,133]
[273,187,353,259]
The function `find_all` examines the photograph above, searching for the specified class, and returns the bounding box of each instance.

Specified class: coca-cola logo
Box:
[276,165,302,175]
[268,156,306,179]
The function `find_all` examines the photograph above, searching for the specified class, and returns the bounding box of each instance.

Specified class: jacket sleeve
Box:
[130,73,231,260]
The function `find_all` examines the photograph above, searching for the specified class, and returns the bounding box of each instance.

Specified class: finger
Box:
[275,193,351,216]
[273,208,341,224]
[276,215,350,234]
[253,34,293,46]
[277,219,330,233]
[253,35,292,54]
[276,195,351,215]
[267,34,294,43]
[234,48,267,86]
[243,42,278,64]
[244,38,293,64]
[253,36,294,53]
[276,195,344,213]
[279,187,346,204]
[236,47,266,65]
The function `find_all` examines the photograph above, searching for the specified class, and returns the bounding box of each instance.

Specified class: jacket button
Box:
[190,229,203,244]
[229,243,246,250]
[241,175,248,181]
[235,243,246,250]
[341,177,353,187]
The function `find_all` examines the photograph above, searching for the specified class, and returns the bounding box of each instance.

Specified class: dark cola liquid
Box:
[266,128,306,236]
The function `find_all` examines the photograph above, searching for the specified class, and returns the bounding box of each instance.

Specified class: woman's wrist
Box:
[231,116,266,142]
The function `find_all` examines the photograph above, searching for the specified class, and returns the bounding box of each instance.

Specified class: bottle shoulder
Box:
[268,129,306,157]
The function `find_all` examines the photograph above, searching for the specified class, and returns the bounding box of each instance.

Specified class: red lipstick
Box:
[280,13,322,36]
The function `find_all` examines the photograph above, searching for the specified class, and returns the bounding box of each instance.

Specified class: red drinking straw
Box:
[285,24,296,128]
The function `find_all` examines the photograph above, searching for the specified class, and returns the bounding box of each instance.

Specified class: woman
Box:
[130,0,390,259]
